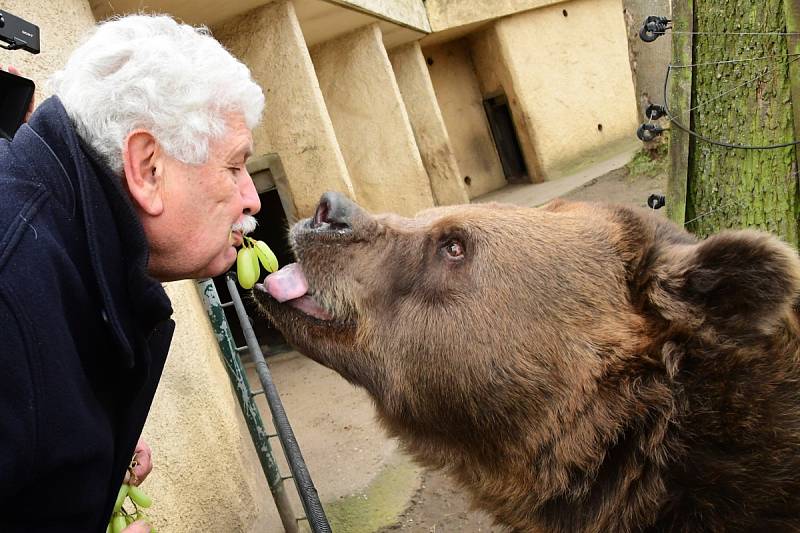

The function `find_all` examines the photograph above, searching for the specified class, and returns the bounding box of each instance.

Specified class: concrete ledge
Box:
[474,142,640,207]
[327,0,431,32]
[425,0,568,32]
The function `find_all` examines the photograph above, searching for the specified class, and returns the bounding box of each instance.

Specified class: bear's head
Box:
[254,192,800,530]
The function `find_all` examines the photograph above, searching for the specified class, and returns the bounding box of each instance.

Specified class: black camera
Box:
[0,10,40,54]
[0,70,35,141]
[0,10,39,140]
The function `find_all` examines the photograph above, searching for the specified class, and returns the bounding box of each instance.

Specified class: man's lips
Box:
[230,230,244,246]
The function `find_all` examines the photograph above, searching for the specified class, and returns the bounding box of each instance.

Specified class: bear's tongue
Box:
[262,263,332,321]
[264,263,308,302]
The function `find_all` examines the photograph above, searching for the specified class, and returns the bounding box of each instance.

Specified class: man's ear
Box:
[652,230,800,332]
[122,130,165,216]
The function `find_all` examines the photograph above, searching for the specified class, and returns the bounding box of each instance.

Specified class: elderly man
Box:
[0,15,264,532]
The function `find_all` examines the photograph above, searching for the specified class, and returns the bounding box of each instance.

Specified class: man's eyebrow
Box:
[230,144,253,162]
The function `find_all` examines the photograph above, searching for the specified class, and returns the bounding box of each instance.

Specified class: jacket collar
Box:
[14,97,173,367]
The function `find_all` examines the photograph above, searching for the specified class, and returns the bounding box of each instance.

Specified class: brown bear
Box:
[254,191,800,532]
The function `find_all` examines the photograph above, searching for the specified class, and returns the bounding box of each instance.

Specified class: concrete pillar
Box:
[389,42,469,206]
[424,40,507,199]
[311,24,435,216]
[469,26,545,183]
[214,1,356,220]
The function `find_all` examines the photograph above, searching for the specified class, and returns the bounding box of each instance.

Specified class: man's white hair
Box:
[49,14,265,174]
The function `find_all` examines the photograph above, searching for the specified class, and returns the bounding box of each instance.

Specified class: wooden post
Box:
[784,0,800,243]
[667,0,694,226]
[683,0,798,245]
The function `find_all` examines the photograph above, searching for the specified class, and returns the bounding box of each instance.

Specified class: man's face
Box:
[150,113,260,280]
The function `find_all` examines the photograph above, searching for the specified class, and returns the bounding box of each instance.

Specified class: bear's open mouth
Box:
[254,262,334,322]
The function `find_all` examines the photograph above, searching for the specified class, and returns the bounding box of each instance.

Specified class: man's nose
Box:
[240,169,261,215]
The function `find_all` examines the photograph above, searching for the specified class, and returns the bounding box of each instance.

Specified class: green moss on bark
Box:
[686,0,799,247]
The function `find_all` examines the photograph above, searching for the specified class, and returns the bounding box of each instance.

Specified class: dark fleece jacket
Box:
[0,97,174,531]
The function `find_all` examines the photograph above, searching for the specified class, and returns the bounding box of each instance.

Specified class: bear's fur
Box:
[255,192,800,532]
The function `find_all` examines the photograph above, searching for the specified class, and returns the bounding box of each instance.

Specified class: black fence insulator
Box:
[640,16,671,42]
[647,194,667,210]
[645,104,667,120]
[638,123,665,142]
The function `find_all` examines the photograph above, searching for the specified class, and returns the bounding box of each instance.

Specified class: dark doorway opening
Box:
[212,185,295,358]
[483,94,529,183]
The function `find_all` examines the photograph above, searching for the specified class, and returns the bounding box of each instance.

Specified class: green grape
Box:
[113,484,129,513]
[254,240,279,273]
[236,247,258,289]
[106,522,112,533]
[250,243,260,277]
[128,484,153,508]
[111,513,127,533]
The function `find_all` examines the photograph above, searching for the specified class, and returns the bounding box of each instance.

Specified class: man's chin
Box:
[199,246,239,279]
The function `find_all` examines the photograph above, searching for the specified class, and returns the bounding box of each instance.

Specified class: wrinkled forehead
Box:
[210,112,253,160]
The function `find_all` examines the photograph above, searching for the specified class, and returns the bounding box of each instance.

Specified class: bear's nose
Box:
[312,191,356,230]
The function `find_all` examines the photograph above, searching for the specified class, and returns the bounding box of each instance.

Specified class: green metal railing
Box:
[197,278,298,532]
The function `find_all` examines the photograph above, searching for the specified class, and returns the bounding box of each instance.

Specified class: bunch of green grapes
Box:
[236,236,279,289]
[107,483,154,533]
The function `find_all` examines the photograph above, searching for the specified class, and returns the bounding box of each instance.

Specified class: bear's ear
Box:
[668,230,800,331]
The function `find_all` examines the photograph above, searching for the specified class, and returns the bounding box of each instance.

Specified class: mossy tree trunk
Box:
[679,0,800,247]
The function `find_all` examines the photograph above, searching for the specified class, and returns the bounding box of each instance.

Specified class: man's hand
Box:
[0,65,35,122]
[122,521,151,532]
[116,439,154,531]
[124,438,153,486]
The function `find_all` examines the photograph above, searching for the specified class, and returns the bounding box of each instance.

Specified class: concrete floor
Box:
[247,352,424,533]
[248,144,651,533]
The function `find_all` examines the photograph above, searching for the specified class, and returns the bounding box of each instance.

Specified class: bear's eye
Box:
[443,239,465,259]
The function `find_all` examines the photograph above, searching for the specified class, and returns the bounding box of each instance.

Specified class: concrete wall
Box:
[215,0,357,221]
[485,0,639,179]
[0,0,96,105]
[142,282,274,532]
[311,24,435,216]
[388,42,469,206]
[424,39,507,199]
[424,0,567,31]
[622,0,671,117]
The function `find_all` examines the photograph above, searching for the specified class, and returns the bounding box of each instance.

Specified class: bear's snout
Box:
[311,191,358,231]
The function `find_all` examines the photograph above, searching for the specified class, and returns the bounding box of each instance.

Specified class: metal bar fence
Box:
[198,275,332,532]
[197,279,298,532]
